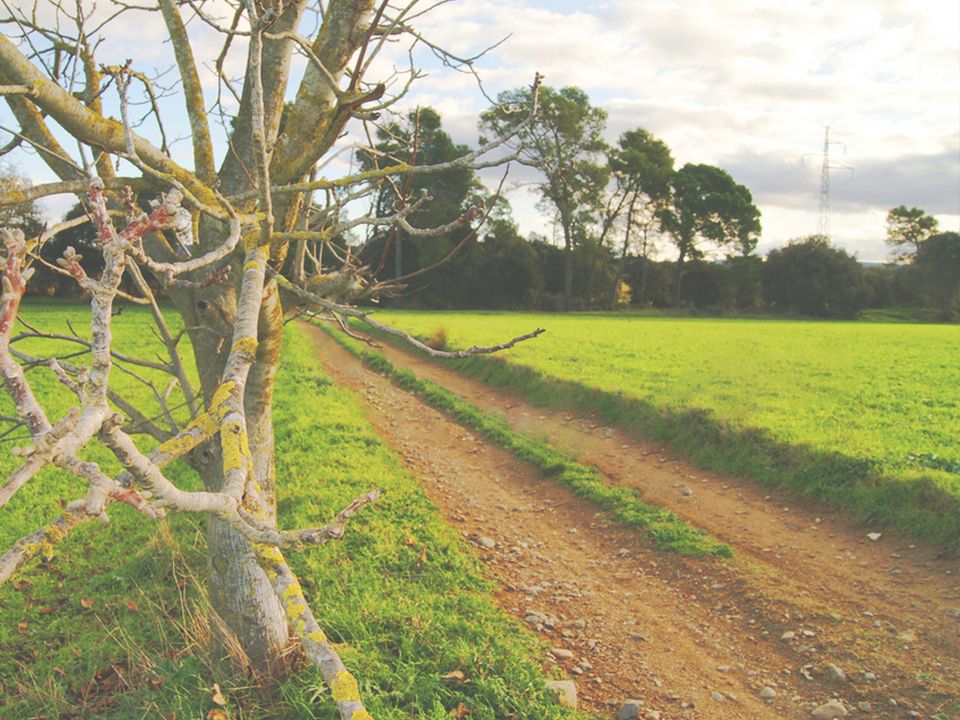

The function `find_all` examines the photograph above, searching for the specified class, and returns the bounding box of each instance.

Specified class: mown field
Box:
[373,310,960,544]
[0,302,577,719]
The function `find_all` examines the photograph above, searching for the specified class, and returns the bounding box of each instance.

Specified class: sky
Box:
[3,0,958,262]
[392,0,960,261]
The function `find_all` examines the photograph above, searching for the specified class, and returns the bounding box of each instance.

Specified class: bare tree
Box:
[0,3,542,715]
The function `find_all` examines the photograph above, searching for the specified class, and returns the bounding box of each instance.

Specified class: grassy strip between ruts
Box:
[319,323,731,559]
[366,321,960,553]
[0,303,582,720]
[366,311,960,551]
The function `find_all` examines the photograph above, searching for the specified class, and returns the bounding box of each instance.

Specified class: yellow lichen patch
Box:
[286,601,306,623]
[210,381,236,420]
[184,412,217,436]
[155,413,215,458]
[281,580,303,600]
[308,629,327,645]
[243,259,261,271]
[331,670,361,703]
[231,336,258,357]
[255,544,283,565]
[220,419,250,474]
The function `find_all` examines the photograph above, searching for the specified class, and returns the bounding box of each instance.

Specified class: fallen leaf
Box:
[206,711,228,720]
[211,683,227,706]
[403,535,417,546]
[123,599,139,612]
[449,703,471,718]
[13,579,31,591]
[418,545,428,564]
[40,606,54,615]
[440,670,466,683]
[80,598,94,609]
[17,620,28,632]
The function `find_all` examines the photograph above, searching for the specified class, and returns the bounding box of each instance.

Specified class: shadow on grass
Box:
[436,352,960,552]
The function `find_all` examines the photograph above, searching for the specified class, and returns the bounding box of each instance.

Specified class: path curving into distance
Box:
[305,323,959,720]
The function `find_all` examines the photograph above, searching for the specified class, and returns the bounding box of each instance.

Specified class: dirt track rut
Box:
[304,324,960,719]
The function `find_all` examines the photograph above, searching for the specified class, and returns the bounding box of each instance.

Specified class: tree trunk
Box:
[170,266,288,674]
[608,202,636,310]
[671,250,686,307]
[561,216,574,312]
[639,253,649,306]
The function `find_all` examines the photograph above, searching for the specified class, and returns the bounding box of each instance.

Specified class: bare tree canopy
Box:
[0,3,543,716]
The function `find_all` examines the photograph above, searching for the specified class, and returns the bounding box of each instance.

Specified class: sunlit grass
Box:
[371,310,960,546]
[0,301,581,719]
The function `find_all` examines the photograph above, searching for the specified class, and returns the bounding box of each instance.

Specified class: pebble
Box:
[710,691,724,702]
[550,647,574,660]
[717,665,730,673]
[781,631,796,641]
[825,664,847,682]
[544,680,577,709]
[857,702,871,713]
[614,700,643,720]
[811,700,848,719]
[476,536,496,549]
[864,671,876,681]
[760,687,777,700]
[866,532,882,541]
[681,487,694,496]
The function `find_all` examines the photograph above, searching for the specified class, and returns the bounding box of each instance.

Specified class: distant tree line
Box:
[3,90,957,320]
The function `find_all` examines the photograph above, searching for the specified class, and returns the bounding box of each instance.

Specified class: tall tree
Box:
[886,205,939,261]
[604,129,674,308]
[915,231,960,319]
[0,165,45,238]
[0,2,541,712]
[658,164,761,306]
[480,85,609,310]
[360,106,479,304]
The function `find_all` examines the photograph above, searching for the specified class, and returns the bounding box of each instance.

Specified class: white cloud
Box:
[3,0,957,262]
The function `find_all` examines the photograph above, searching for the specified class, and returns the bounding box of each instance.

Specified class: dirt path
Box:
[304,325,960,720]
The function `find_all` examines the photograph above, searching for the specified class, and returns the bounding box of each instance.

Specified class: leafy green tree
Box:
[480,85,609,310]
[605,129,674,307]
[762,235,867,318]
[0,165,45,238]
[885,205,938,261]
[465,219,543,308]
[658,164,761,306]
[915,231,960,319]
[360,107,480,305]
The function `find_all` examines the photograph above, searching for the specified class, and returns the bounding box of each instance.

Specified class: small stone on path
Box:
[710,691,724,701]
[614,700,643,719]
[544,680,577,709]
[760,687,777,700]
[476,535,496,549]
[825,664,847,682]
[811,700,848,719]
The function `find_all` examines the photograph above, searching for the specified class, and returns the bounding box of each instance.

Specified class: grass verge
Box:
[0,303,583,719]
[368,328,960,552]
[320,323,731,559]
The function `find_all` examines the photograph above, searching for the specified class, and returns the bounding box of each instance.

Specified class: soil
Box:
[303,324,960,720]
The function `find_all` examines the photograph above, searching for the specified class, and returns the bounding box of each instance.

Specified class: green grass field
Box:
[370,310,960,545]
[0,303,578,719]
